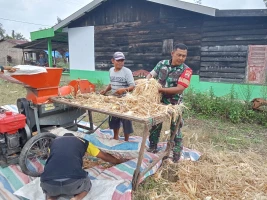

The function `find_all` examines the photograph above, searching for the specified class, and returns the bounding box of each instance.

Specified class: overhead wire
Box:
[0,0,89,27]
[0,17,51,26]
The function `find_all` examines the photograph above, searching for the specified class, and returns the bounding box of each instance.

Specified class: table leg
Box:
[166,116,181,158]
[132,124,149,191]
[88,110,94,132]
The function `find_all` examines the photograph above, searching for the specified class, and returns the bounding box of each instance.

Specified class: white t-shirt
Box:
[109,67,135,94]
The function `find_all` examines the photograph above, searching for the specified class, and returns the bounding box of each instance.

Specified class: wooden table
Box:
[50,97,181,190]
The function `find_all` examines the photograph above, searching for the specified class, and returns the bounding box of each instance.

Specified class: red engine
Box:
[0,110,26,167]
[0,111,26,134]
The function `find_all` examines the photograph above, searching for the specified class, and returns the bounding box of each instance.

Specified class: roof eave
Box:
[215,9,267,17]
[53,0,105,31]
[53,0,218,31]
[51,0,267,32]
[147,0,217,16]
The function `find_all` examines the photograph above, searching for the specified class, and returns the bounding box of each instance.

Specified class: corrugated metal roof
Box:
[53,0,104,31]
[0,39,28,45]
[53,0,218,31]
[13,32,68,50]
[51,0,266,31]
[148,0,217,16]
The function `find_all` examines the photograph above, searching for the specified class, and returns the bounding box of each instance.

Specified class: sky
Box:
[0,0,266,40]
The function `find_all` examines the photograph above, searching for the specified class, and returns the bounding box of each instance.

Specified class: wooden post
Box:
[140,151,168,178]
[132,124,149,191]
[54,50,56,65]
[140,115,182,178]
[88,110,94,132]
[22,49,25,64]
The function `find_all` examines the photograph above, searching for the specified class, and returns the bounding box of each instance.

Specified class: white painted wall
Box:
[68,26,95,71]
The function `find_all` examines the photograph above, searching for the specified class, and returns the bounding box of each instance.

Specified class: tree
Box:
[6,30,27,40]
[264,0,267,7]
[13,32,26,40]
[56,17,62,24]
[0,23,5,39]
[12,30,15,39]
[0,24,27,41]
[194,0,202,4]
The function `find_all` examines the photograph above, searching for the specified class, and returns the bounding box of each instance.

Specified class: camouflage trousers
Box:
[149,119,183,160]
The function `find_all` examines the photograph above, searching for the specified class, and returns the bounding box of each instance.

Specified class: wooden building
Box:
[30,0,267,84]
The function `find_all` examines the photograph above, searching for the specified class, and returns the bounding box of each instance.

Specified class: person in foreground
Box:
[0,65,17,73]
[40,133,124,200]
[100,52,135,141]
[146,43,193,163]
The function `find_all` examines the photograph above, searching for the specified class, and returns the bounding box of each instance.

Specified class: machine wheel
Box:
[19,132,56,177]
[66,124,78,131]
[19,124,32,147]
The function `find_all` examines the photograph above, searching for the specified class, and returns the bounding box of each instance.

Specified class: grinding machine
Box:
[0,67,95,166]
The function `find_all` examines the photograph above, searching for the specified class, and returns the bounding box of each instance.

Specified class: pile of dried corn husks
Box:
[65,78,183,120]
[138,146,267,200]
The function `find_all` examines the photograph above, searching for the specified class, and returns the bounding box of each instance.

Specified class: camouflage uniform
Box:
[149,60,192,162]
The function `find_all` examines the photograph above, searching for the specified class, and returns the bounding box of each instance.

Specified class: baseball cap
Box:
[113,52,125,60]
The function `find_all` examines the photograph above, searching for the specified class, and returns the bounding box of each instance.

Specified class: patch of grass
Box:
[133,175,175,200]
[95,79,105,91]
[0,80,26,105]
[59,74,71,86]
[182,116,267,154]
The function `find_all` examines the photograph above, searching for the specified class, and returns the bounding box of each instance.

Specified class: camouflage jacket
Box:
[150,60,192,105]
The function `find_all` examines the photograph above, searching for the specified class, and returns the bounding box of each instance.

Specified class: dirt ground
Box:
[1,80,267,200]
[132,116,267,200]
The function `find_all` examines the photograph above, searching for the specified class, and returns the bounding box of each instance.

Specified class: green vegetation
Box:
[184,86,267,125]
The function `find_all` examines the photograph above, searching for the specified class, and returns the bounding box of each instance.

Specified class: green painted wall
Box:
[70,69,110,85]
[69,70,267,101]
[189,76,266,101]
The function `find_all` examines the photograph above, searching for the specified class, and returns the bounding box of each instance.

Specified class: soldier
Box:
[146,43,193,163]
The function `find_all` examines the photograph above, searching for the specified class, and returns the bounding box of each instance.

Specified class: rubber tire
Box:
[66,124,78,132]
[19,132,57,177]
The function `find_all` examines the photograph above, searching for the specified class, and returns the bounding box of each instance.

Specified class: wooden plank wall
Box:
[200,17,267,83]
[69,0,203,74]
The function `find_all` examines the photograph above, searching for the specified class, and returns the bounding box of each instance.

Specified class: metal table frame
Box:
[51,97,181,190]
